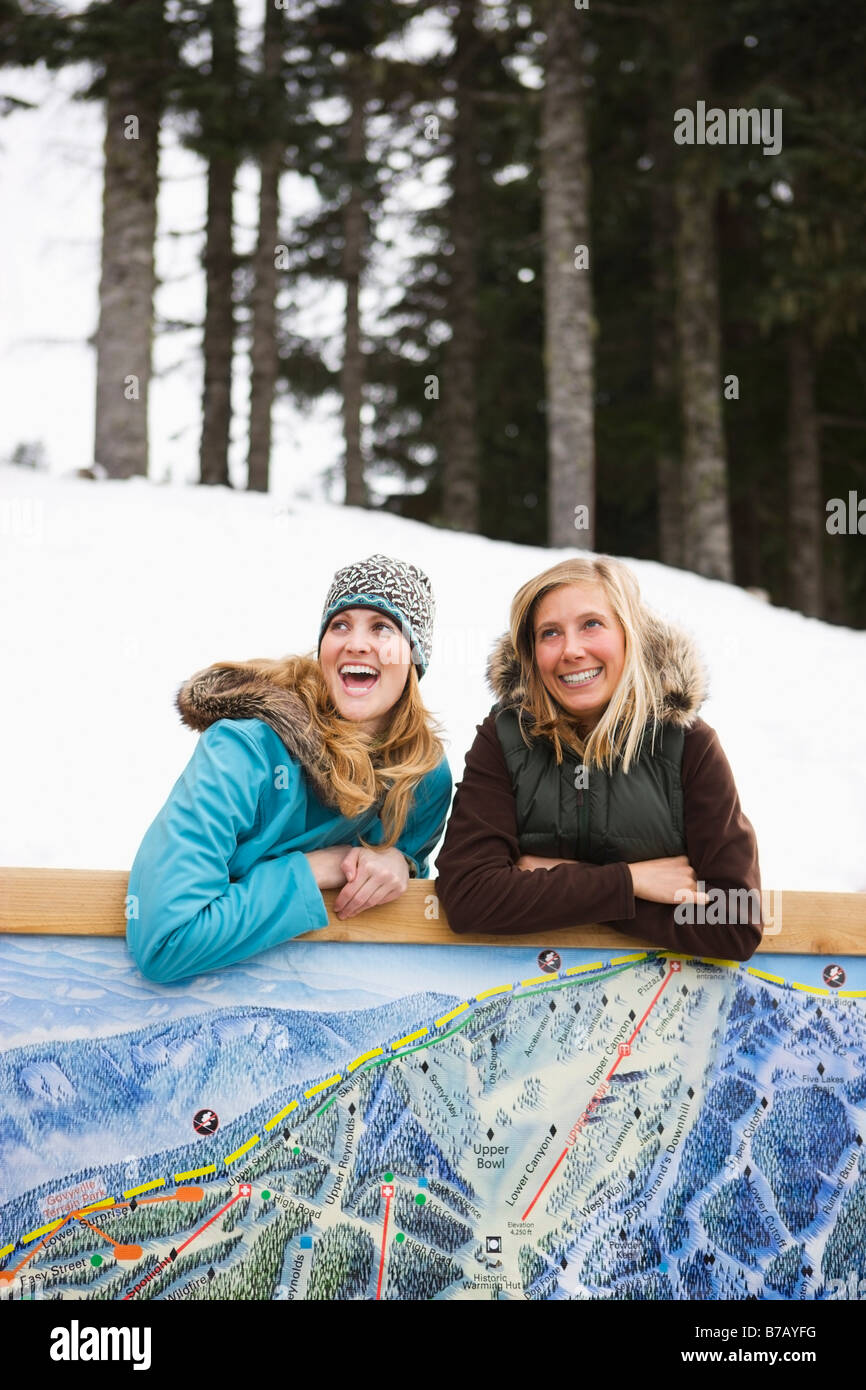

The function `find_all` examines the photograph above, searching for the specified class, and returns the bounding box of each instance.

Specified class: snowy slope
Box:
[1,463,864,892]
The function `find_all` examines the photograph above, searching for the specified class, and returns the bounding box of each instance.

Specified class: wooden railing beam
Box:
[1,868,864,955]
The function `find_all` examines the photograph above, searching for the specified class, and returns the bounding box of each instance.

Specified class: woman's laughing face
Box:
[319,607,412,735]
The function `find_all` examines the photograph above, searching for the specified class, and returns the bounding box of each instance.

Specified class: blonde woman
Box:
[436,556,762,961]
[128,556,451,983]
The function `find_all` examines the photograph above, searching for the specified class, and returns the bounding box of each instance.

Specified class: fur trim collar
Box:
[485,613,708,728]
[175,657,338,807]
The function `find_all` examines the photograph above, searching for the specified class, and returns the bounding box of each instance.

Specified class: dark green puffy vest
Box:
[494,706,685,864]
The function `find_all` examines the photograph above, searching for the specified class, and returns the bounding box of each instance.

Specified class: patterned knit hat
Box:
[317,554,435,676]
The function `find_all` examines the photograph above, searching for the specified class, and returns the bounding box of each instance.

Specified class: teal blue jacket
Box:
[127,717,452,984]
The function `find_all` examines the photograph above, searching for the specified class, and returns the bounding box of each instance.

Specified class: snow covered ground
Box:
[2,463,864,892]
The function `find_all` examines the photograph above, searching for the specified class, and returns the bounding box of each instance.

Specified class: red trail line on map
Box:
[1,1184,207,1284]
[375,1192,393,1300]
[175,1193,241,1255]
[123,1193,241,1299]
[521,964,677,1220]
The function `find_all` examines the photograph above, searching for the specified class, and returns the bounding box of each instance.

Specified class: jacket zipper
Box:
[576,784,588,860]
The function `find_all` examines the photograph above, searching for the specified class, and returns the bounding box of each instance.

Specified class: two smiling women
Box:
[127,552,761,984]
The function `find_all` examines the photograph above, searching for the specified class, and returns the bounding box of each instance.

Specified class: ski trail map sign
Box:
[1,936,864,1303]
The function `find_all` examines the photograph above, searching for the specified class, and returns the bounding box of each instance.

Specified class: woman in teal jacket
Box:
[127,555,452,984]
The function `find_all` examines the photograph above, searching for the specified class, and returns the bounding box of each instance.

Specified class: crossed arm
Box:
[435,714,763,961]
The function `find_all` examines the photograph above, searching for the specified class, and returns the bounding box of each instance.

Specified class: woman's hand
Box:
[304,846,355,891]
[517,852,711,913]
[628,855,710,907]
[333,846,410,920]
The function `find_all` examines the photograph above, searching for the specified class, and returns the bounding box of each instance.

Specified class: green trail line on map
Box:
[7,948,862,1303]
[1,953,664,1295]
[1,959,633,1265]
[313,961,640,1115]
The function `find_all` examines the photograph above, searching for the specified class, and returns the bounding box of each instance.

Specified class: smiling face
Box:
[532,582,626,731]
[319,606,412,736]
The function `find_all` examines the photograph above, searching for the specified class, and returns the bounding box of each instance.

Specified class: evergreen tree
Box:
[730,0,866,621]
[669,0,733,582]
[1,0,176,480]
[540,0,595,549]
[260,0,426,505]
[439,0,481,532]
[196,0,241,487]
[371,2,547,544]
[647,42,681,567]
[90,0,169,480]
[246,0,286,494]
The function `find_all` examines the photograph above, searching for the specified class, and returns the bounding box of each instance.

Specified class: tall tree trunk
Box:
[246,0,284,494]
[341,53,367,508]
[822,528,846,626]
[649,107,680,566]
[671,8,733,581]
[93,6,163,480]
[731,475,765,591]
[440,0,480,532]
[199,0,238,487]
[786,325,823,616]
[541,0,595,549]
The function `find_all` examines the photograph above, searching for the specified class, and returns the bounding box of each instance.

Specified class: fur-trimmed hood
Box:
[485,613,708,728]
[175,656,339,807]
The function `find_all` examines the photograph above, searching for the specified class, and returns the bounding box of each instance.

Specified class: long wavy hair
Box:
[283,653,445,846]
[509,555,669,774]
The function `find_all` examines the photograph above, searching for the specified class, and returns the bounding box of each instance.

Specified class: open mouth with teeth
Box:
[559,666,603,688]
[339,663,381,694]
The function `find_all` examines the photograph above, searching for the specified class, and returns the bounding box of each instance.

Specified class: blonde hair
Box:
[281,653,444,845]
[508,556,668,774]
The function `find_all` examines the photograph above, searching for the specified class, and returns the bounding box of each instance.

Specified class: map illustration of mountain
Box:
[1,936,865,1302]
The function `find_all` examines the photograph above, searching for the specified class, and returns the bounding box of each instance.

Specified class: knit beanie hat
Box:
[317,554,435,676]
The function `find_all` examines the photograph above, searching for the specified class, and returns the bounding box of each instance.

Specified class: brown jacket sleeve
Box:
[435,712,762,962]
[607,718,762,960]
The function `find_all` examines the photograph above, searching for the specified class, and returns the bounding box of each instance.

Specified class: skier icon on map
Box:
[823,963,846,988]
[538,950,561,974]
